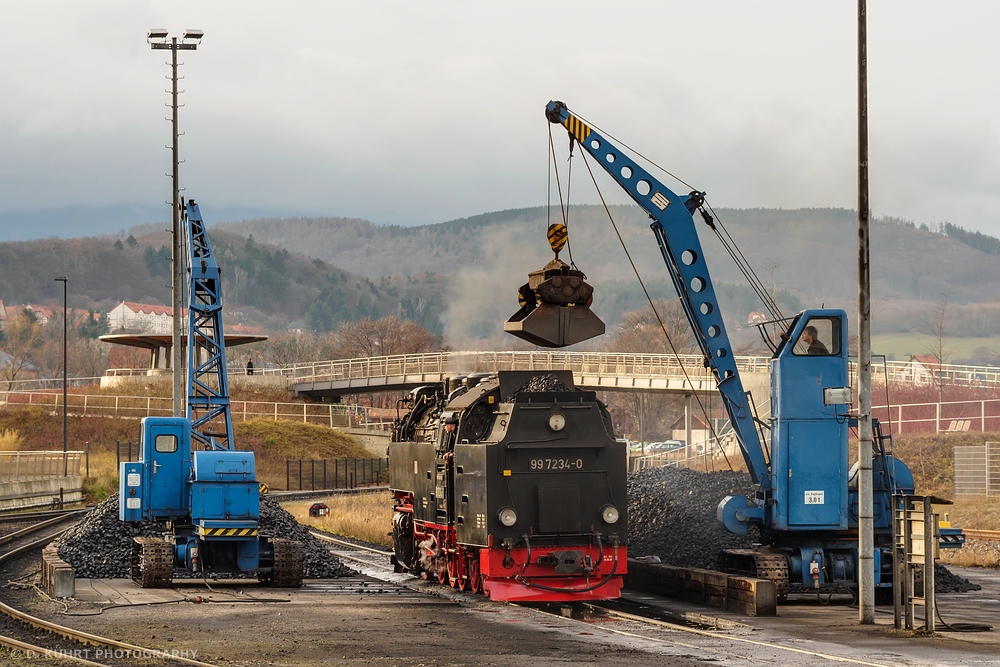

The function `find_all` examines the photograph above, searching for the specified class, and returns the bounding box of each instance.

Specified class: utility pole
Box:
[148,29,203,417]
[55,277,68,476]
[857,0,875,625]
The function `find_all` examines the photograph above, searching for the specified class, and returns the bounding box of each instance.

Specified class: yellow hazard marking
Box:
[563,114,591,143]
[547,223,568,253]
[200,527,258,537]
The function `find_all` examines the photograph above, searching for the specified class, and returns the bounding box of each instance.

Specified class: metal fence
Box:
[0,451,82,482]
[0,391,395,429]
[872,399,1000,434]
[285,458,388,491]
[954,442,1000,499]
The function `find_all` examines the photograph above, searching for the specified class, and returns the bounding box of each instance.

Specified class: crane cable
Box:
[547,124,577,269]
[568,107,784,326]
[577,149,737,476]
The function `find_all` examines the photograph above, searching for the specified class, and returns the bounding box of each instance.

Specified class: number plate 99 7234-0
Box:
[529,458,584,471]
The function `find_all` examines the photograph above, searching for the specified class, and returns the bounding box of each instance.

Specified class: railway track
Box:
[316,532,909,667]
[962,528,1000,541]
[0,509,221,667]
[310,531,394,569]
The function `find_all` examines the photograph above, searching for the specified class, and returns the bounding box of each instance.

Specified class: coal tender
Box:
[389,371,628,601]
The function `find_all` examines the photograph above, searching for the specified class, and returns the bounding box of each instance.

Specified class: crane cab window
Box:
[154,434,178,453]
[793,317,840,356]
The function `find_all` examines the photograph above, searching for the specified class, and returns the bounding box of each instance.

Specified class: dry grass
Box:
[286,491,393,547]
[0,429,23,450]
[236,419,369,488]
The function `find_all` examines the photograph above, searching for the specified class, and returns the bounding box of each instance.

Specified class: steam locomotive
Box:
[388,370,628,602]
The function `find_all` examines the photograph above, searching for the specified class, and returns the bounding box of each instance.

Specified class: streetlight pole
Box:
[148,28,203,417]
[54,277,67,476]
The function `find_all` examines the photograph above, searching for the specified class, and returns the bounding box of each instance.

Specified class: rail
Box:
[0,451,82,482]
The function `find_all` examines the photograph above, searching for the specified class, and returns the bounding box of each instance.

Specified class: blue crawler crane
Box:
[533,101,963,600]
[120,200,302,587]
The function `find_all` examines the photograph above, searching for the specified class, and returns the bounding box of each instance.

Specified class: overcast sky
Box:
[1,1,999,239]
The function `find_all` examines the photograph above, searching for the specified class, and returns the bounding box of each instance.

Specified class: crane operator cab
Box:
[767,309,851,532]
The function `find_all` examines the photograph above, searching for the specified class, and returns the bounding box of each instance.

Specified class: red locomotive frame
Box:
[393,492,626,602]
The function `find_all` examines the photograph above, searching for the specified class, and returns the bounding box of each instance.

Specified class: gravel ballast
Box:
[626,465,980,593]
[58,493,353,579]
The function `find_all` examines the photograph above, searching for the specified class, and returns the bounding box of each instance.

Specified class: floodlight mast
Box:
[147,29,202,417]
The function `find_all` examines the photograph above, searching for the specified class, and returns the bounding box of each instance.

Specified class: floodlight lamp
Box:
[182,29,204,42]
[147,29,169,40]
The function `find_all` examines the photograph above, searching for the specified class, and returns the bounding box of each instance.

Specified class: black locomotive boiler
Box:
[389,370,628,602]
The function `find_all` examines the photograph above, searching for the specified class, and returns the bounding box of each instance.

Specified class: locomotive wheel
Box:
[436,563,450,586]
[448,553,466,590]
[467,554,483,594]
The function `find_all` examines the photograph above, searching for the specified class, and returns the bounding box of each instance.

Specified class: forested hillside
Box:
[0,228,446,335]
[4,206,1000,352]
[217,206,1000,347]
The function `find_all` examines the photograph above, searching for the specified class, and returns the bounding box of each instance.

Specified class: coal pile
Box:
[58,494,354,579]
[932,563,982,594]
[58,494,166,578]
[627,466,756,569]
[516,374,571,394]
[259,496,354,578]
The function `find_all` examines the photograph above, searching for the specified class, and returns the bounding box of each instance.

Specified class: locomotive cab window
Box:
[793,317,840,356]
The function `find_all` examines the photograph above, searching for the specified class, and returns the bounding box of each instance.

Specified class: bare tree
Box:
[924,288,956,402]
[258,332,321,368]
[2,310,45,387]
[600,300,698,445]
[336,316,442,359]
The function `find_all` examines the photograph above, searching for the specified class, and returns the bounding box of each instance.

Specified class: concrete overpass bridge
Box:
[274,350,773,402]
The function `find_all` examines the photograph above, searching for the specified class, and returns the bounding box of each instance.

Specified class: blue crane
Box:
[535,101,962,598]
[120,199,302,587]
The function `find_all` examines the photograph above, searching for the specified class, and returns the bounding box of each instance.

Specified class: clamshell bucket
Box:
[504,256,605,348]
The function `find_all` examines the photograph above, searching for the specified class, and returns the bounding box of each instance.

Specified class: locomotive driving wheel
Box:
[467,553,483,594]
[448,551,466,590]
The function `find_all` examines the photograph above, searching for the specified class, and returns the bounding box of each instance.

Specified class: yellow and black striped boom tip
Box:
[547,223,568,253]
[198,526,259,537]
[563,114,591,144]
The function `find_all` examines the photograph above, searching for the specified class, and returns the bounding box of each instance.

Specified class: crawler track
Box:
[0,510,220,667]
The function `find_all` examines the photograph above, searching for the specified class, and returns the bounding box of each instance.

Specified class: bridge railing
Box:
[276,351,772,384]
[0,451,82,482]
[274,351,1000,390]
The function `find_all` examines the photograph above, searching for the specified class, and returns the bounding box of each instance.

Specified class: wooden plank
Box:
[625,558,776,617]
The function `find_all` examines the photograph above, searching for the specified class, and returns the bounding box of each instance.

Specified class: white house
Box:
[107,302,187,334]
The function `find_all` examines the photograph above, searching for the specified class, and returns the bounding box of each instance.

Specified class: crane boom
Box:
[544,101,770,491]
[184,199,234,451]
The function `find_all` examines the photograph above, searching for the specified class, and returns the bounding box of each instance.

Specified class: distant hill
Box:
[0,228,446,335]
[215,207,1000,347]
[3,206,1000,351]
